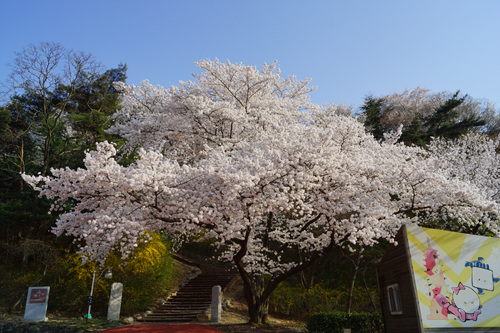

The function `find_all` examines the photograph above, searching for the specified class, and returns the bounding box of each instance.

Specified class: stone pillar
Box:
[211,285,222,322]
[107,282,123,321]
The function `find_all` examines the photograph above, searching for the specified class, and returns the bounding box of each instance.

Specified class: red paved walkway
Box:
[100,324,223,333]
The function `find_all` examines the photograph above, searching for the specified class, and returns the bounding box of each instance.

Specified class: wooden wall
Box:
[377,226,422,333]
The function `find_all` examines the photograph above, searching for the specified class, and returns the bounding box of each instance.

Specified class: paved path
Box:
[100,323,224,333]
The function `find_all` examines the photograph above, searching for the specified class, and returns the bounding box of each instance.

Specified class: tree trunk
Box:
[362,270,378,312]
[240,272,270,324]
[298,247,315,288]
[347,249,363,313]
[231,217,347,324]
[247,298,270,324]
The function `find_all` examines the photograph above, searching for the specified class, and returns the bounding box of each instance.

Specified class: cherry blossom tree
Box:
[429,133,500,205]
[108,59,314,161]
[23,60,500,324]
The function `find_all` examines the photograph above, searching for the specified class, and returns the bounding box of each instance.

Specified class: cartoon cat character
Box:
[441,282,481,322]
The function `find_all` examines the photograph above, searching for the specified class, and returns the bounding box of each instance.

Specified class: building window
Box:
[387,283,403,315]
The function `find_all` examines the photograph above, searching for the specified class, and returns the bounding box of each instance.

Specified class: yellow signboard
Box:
[406,225,500,328]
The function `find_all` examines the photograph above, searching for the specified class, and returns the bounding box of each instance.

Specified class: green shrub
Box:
[269,282,379,319]
[109,233,181,315]
[0,233,182,318]
[306,312,383,333]
[270,283,344,318]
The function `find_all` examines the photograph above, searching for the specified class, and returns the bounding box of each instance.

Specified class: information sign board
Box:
[23,286,50,322]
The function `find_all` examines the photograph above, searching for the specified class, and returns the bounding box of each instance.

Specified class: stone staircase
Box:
[138,255,237,322]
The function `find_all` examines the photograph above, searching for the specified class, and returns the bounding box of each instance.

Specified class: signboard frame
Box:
[23,286,50,322]
[406,225,500,330]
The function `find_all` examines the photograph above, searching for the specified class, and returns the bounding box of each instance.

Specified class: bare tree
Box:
[4,41,103,176]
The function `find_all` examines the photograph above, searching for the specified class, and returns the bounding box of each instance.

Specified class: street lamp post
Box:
[85,267,112,320]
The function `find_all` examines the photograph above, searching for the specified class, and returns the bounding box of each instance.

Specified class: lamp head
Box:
[104,268,113,279]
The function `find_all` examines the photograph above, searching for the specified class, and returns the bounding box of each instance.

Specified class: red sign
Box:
[29,288,48,303]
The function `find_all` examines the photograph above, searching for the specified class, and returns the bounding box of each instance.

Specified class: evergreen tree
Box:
[360,96,386,141]
[62,63,128,168]
[400,113,427,147]
[424,91,486,141]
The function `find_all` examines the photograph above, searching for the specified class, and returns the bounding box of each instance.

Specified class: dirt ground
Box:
[212,324,304,333]
[206,274,305,332]
[208,301,305,332]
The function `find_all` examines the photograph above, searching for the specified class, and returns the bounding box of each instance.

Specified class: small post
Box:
[86,270,97,320]
[86,267,112,320]
[211,285,222,322]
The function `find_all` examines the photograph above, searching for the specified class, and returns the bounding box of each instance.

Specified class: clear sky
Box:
[1,0,499,111]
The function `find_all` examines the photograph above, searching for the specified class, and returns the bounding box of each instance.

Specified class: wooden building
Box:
[377,225,500,333]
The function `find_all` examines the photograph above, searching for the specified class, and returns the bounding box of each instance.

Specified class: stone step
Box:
[153,308,206,312]
[174,286,231,293]
[176,290,219,294]
[148,310,205,315]
[164,300,211,304]
[163,303,209,307]
[181,283,231,288]
[156,307,207,311]
[167,298,211,303]
[170,293,213,297]
[170,295,211,298]
[181,282,229,285]
[144,316,195,322]
[192,276,233,279]
[153,311,205,315]
[159,303,208,307]
[138,257,237,323]
[157,307,207,312]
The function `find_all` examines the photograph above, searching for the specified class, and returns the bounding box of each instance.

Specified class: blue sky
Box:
[1,0,499,111]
